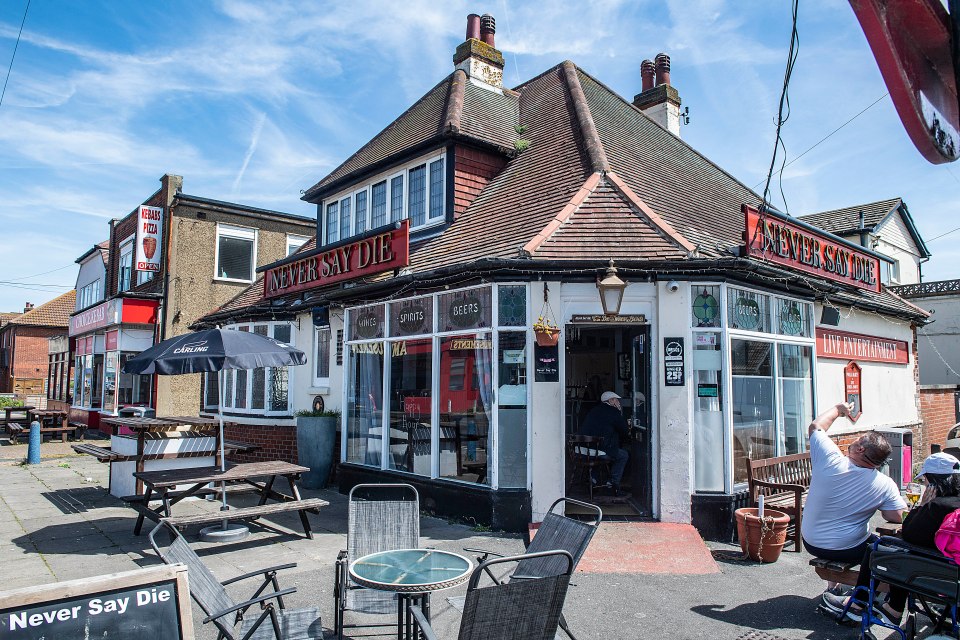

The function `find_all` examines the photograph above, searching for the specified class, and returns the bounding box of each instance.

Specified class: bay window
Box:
[692,284,815,492]
[204,322,294,415]
[344,284,527,490]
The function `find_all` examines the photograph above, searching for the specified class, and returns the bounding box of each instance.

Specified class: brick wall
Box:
[920,385,959,450]
[453,145,507,217]
[223,423,298,464]
[5,326,63,395]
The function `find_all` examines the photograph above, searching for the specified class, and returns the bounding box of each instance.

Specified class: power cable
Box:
[928,225,960,243]
[752,92,889,191]
[0,0,31,109]
[3,263,76,283]
[759,0,800,215]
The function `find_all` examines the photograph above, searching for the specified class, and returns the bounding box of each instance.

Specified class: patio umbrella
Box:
[123,327,307,540]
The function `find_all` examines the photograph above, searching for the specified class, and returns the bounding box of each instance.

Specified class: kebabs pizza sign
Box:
[136,205,164,272]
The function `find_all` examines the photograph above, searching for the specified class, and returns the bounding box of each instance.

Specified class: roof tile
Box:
[9,290,76,328]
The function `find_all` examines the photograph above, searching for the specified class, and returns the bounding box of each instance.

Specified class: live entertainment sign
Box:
[744,205,881,293]
[264,221,410,299]
[816,328,909,365]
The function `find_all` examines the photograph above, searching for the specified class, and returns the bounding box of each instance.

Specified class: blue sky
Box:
[1,0,958,312]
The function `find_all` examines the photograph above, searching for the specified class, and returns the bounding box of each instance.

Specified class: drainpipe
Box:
[858,209,868,248]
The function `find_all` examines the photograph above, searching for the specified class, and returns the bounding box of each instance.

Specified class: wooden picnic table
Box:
[130,461,326,539]
[23,408,74,442]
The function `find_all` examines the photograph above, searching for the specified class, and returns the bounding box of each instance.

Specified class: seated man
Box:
[579,391,630,495]
[801,402,905,581]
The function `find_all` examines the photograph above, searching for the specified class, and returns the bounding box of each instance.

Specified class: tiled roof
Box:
[8,290,76,328]
[798,198,901,235]
[0,312,21,328]
[204,60,925,325]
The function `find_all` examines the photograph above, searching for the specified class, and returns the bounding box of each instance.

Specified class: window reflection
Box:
[731,339,775,484]
[440,335,492,485]
[347,345,384,467]
[389,339,433,475]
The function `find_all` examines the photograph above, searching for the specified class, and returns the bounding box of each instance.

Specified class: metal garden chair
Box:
[410,550,574,640]
[148,520,322,640]
[455,497,601,640]
[334,483,420,640]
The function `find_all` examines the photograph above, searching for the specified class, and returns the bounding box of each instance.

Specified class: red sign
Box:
[816,328,909,364]
[744,205,881,293]
[845,361,862,419]
[105,329,118,351]
[264,221,410,299]
[120,298,159,325]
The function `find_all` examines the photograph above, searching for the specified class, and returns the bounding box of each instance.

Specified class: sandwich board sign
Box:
[0,564,193,639]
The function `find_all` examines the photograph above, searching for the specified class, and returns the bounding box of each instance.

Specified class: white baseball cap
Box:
[600,391,621,402]
[916,452,960,480]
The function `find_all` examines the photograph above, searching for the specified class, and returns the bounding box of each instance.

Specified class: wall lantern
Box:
[597,259,627,316]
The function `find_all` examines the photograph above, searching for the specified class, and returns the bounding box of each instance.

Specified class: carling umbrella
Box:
[123,328,306,540]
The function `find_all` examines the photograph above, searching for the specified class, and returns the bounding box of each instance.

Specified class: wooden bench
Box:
[71,440,258,463]
[162,498,329,538]
[69,421,87,441]
[7,423,24,443]
[747,452,812,553]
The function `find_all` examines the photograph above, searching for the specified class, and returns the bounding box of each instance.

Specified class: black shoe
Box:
[610,484,623,497]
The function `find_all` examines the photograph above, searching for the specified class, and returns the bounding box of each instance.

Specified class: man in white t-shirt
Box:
[801,402,905,570]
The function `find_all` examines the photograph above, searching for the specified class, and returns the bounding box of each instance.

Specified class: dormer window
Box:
[323,151,445,246]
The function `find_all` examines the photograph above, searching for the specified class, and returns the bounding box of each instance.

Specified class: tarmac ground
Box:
[0,438,953,639]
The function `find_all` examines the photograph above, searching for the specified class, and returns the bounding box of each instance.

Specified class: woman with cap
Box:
[822,451,960,625]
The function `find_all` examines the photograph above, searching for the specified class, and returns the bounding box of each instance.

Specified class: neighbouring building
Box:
[68,174,314,431]
[890,279,960,451]
[0,292,76,406]
[195,13,929,535]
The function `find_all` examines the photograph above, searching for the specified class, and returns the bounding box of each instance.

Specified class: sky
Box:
[0,0,958,313]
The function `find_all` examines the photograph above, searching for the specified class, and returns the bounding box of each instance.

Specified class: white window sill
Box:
[214,277,254,285]
[309,385,331,394]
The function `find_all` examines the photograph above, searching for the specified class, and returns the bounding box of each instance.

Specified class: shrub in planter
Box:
[294,409,341,489]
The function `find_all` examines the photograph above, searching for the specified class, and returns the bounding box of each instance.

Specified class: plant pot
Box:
[534,328,560,347]
[296,416,338,489]
[734,507,790,563]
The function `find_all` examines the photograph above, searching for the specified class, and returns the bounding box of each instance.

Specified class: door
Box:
[628,328,653,516]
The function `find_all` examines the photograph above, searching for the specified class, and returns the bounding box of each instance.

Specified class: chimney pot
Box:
[655,52,671,86]
[23,302,33,313]
[641,59,655,91]
[466,14,481,41]
[480,13,496,47]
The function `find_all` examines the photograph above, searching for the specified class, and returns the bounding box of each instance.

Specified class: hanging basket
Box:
[534,327,561,347]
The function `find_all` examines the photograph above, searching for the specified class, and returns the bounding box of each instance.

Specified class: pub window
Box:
[774,297,812,338]
[429,158,444,220]
[692,285,721,328]
[354,190,368,235]
[371,181,387,228]
[118,239,134,292]
[339,196,352,241]
[408,165,427,227]
[497,285,526,327]
[497,331,528,488]
[325,201,339,245]
[315,326,331,384]
[390,174,404,222]
[215,224,256,282]
[211,322,292,415]
[727,288,769,332]
[692,332,724,491]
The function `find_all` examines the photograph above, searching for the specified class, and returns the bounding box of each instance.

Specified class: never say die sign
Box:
[0,564,193,639]
[136,205,164,272]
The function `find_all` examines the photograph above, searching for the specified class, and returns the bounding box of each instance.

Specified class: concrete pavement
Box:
[0,446,946,639]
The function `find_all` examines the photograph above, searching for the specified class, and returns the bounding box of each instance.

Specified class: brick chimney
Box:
[633,53,683,137]
[453,13,505,90]
[23,302,34,313]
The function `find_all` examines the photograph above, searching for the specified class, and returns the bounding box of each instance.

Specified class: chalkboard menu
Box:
[0,565,193,640]
[535,344,559,382]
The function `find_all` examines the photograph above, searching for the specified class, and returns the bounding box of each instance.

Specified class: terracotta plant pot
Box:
[534,328,560,347]
[734,507,790,563]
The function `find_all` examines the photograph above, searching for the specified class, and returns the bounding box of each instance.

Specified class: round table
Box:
[350,549,472,639]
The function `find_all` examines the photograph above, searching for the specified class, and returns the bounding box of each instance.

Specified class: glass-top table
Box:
[349,549,472,639]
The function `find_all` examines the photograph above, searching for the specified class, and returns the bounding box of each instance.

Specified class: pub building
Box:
[196,14,928,534]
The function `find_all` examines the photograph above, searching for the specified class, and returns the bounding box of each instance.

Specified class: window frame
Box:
[313,325,331,388]
[322,151,446,247]
[286,234,310,257]
[118,236,134,292]
[214,223,258,283]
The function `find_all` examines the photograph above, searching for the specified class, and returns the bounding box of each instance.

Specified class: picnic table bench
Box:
[130,461,326,539]
[746,452,812,553]
[72,439,256,463]
[7,421,80,444]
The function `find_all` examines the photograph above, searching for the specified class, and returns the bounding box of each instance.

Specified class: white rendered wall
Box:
[814,303,919,435]
[655,281,693,523]
[873,214,922,285]
[530,281,564,521]
[290,311,345,415]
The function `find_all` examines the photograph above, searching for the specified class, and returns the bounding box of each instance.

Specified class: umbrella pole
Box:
[219,369,228,512]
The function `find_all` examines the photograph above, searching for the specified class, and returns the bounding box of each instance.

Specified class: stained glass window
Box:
[692,286,721,328]
[498,285,526,327]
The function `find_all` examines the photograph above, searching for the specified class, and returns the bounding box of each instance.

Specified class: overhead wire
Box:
[0,0,31,109]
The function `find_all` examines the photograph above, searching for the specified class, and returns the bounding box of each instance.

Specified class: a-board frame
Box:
[0,564,193,639]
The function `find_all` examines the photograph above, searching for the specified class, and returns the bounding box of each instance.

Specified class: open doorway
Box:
[565,324,652,517]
